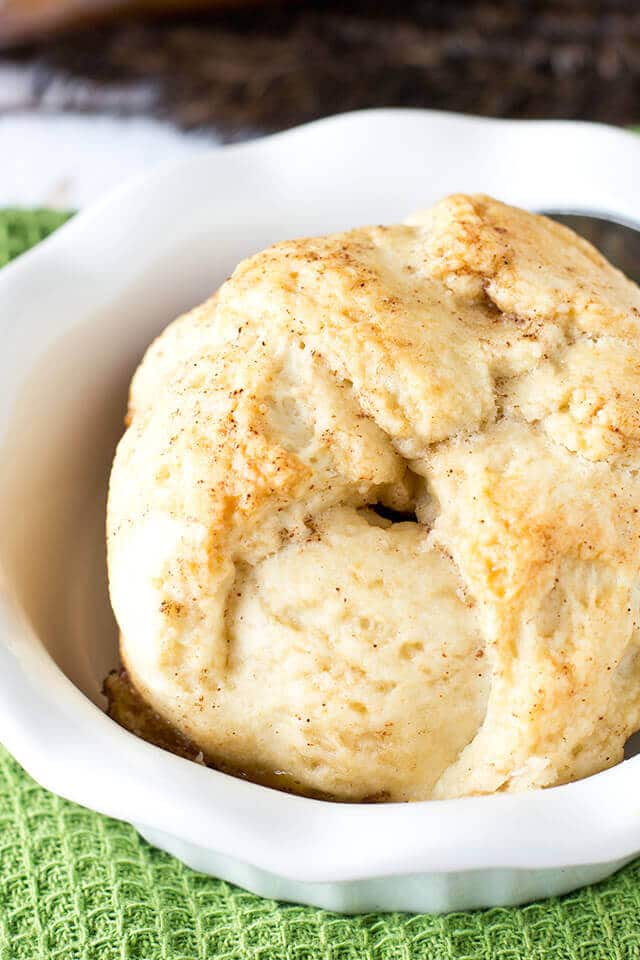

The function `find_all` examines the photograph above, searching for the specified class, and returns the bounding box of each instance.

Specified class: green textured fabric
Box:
[0,209,73,268]
[2,208,640,960]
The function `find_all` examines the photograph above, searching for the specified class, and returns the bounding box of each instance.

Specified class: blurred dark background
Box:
[1,0,638,141]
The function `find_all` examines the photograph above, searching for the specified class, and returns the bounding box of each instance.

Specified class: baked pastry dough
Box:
[107,194,640,801]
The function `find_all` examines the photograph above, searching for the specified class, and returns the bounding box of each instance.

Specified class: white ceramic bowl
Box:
[1,109,640,915]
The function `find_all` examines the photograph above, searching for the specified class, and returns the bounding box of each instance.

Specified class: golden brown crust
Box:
[104,668,204,763]
[107,194,640,801]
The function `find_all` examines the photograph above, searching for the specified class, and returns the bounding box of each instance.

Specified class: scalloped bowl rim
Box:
[0,109,639,900]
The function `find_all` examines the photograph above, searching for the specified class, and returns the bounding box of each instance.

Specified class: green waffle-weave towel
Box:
[2,209,640,960]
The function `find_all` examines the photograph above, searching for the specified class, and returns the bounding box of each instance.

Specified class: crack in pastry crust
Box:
[107,194,640,801]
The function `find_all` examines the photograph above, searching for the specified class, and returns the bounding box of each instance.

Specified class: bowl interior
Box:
[2,232,640,770]
[0,311,148,704]
[1,114,640,765]
[0,264,243,706]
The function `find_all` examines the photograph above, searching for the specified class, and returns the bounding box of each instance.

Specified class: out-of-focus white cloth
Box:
[0,112,221,208]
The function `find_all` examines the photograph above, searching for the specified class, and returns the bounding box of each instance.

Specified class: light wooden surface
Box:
[0,0,262,45]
